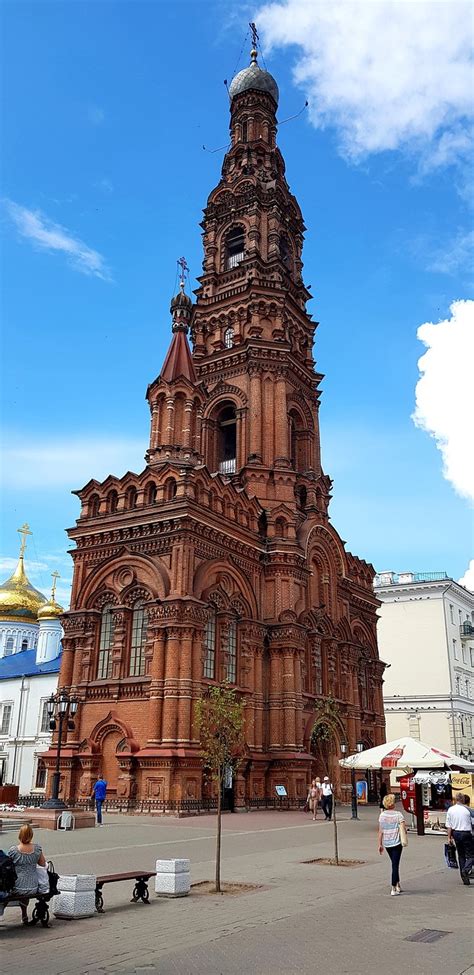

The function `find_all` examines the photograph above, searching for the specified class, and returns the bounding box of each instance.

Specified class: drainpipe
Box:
[11,675,27,786]
[441,585,458,755]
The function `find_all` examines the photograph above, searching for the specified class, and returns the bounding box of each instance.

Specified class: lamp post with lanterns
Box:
[42,690,78,809]
[340,740,365,819]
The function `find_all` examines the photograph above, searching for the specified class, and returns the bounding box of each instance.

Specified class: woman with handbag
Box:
[378,793,407,896]
[7,824,48,924]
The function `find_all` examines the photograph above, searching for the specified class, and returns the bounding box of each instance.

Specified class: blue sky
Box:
[1,0,473,606]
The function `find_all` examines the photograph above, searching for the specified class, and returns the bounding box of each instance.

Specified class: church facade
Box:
[46,48,385,806]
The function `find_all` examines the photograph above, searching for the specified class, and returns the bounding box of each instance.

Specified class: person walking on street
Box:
[378,794,406,896]
[308,779,320,821]
[321,777,333,820]
[446,792,474,885]
[92,776,107,827]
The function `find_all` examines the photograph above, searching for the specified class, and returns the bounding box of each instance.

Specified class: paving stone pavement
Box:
[1,808,472,975]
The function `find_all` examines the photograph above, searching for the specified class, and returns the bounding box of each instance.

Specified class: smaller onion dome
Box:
[0,556,47,622]
[170,281,193,333]
[228,48,279,106]
[37,598,64,621]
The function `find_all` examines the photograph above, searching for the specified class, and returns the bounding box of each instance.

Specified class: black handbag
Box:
[46,860,60,896]
[444,843,458,869]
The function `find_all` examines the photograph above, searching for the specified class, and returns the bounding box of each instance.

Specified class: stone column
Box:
[161,627,180,744]
[177,626,194,743]
[249,371,262,460]
[269,651,282,749]
[282,649,297,748]
[147,625,166,745]
[182,399,194,449]
[274,373,289,464]
[253,649,264,751]
[165,395,175,443]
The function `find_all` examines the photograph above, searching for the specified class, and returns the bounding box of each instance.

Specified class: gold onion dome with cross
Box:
[37,572,64,620]
[0,523,47,622]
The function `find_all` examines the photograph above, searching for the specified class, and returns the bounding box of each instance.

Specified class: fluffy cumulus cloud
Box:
[459,560,474,593]
[412,299,474,502]
[257,0,473,174]
[4,199,112,280]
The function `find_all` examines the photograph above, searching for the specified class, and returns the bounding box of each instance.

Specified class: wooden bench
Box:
[1,892,52,927]
[95,871,156,913]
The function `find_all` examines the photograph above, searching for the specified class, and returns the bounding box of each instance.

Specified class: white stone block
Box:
[155,858,190,875]
[52,890,96,918]
[58,874,96,892]
[155,871,190,897]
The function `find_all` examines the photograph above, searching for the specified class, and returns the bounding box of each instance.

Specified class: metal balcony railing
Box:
[226,252,245,270]
[219,458,236,475]
[460,621,474,640]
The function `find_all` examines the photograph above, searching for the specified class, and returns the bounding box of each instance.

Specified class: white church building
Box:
[0,525,63,796]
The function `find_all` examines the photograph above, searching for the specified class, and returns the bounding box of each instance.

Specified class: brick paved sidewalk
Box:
[1,808,472,975]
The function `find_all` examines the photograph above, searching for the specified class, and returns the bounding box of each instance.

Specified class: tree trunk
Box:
[215,772,222,892]
[333,796,339,865]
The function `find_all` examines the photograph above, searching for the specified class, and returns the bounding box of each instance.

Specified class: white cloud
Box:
[1,436,145,489]
[4,199,112,280]
[428,229,474,277]
[412,299,474,502]
[458,560,474,593]
[257,0,473,175]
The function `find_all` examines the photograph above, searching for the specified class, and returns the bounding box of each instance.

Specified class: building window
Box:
[241,119,248,143]
[0,704,13,735]
[35,758,47,790]
[125,486,138,510]
[5,636,14,656]
[459,609,462,624]
[466,680,470,698]
[280,234,292,271]
[217,404,237,474]
[145,482,157,505]
[40,700,50,734]
[471,648,474,668]
[106,490,118,514]
[129,602,147,677]
[97,605,114,680]
[225,225,245,270]
[89,493,100,517]
[449,604,454,624]
[203,611,216,680]
[164,477,177,501]
[224,326,234,349]
[455,676,460,695]
[462,645,467,665]
[224,619,237,683]
[21,638,28,652]
[453,639,458,659]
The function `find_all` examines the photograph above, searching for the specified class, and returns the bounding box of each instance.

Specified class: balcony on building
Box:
[219,458,236,475]
[460,620,474,640]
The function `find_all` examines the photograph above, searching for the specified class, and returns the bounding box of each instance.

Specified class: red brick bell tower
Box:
[47,43,385,808]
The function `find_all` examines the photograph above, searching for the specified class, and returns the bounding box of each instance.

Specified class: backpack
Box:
[0,851,17,893]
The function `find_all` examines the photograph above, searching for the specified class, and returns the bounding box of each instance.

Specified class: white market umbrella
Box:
[338,736,473,772]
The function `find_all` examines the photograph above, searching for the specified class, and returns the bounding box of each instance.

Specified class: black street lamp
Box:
[42,690,78,809]
[341,740,364,819]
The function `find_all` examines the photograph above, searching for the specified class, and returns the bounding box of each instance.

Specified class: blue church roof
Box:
[0,646,62,680]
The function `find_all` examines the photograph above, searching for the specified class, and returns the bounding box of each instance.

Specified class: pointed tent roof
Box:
[160,328,197,385]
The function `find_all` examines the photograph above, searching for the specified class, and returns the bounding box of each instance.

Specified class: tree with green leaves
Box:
[311,698,342,864]
[195,684,245,892]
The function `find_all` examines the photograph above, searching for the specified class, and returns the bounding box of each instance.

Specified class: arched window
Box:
[5,636,14,656]
[35,758,47,790]
[296,485,307,510]
[97,605,114,680]
[225,619,237,683]
[107,490,118,514]
[125,486,138,510]
[217,404,237,474]
[225,225,245,270]
[280,234,292,271]
[164,477,177,501]
[289,410,306,472]
[224,326,234,349]
[275,517,287,539]
[258,511,268,540]
[203,608,217,680]
[89,493,100,518]
[21,638,28,652]
[129,601,148,677]
[144,482,157,505]
[241,119,248,143]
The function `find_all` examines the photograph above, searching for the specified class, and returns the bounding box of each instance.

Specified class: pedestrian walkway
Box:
[1,807,472,975]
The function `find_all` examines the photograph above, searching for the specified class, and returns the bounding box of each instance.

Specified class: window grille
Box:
[97,605,114,679]
[203,612,216,679]
[129,602,147,677]
[224,327,234,349]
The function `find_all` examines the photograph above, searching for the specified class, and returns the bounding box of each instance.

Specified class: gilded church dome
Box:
[228,49,279,106]
[37,597,64,620]
[0,556,47,622]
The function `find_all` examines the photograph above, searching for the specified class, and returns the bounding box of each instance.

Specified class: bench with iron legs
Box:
[1,892,52,928]
[95,871,156,913]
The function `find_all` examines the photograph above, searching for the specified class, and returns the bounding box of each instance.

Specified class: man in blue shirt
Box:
[92,777,107,826]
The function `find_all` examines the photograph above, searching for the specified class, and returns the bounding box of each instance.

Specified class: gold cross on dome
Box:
[17,522,32,558]
[51,570,60,601]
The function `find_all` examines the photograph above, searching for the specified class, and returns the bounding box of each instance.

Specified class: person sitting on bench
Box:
[7,824,49,924]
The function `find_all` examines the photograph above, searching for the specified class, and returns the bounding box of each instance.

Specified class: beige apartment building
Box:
[374,572,474,758]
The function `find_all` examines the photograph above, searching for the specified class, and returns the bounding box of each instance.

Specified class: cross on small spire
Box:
[51,570,60,602]
[249,22,259,50]
[17,522,32,558]
[177,256,189,291]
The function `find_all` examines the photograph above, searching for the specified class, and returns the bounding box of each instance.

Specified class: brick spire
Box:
[160,285,197,384]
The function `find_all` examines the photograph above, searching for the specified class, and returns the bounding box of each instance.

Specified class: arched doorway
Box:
[100,730,122,795]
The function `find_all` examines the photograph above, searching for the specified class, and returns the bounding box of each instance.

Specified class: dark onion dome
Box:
[170,286,192,315]
[228,49,279,107]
